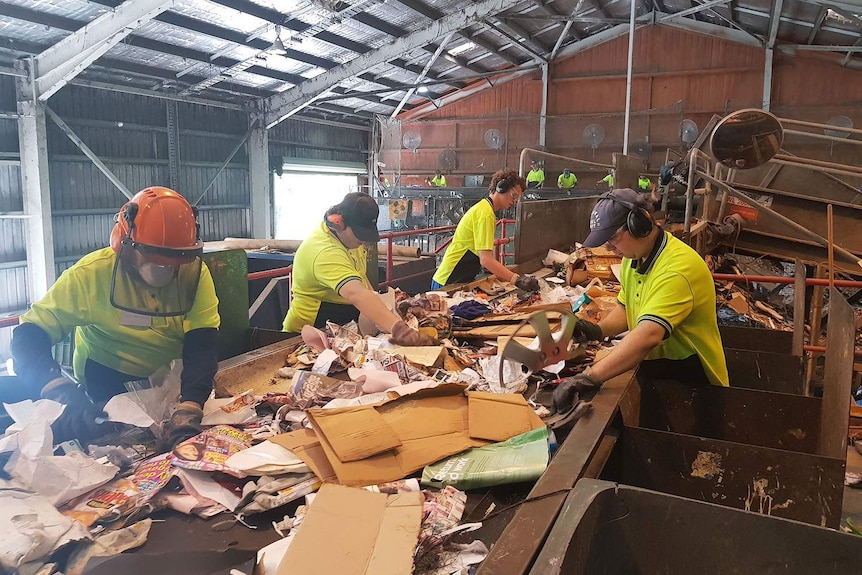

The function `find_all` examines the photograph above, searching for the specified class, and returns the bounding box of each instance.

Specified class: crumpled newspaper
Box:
[0,489,91,571]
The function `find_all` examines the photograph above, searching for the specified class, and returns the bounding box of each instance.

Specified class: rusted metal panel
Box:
[420,75,542,121]
[719,325,794,354]
[725,349,806,395]
[620,426,844,527]
[818,288,854,460]
[637,379,821,453]
[514,196,598,264]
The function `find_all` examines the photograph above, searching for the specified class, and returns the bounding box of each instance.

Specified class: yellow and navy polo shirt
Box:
[433,197,496,286]
[283,222,369,333]
[20,247,220,384]
[526,169,545,186]
[617,229,729,386]
[558,173,577,189]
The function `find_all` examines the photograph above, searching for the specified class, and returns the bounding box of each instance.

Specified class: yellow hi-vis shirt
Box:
[602,174,614,186]
[20,247,220,384]
[526,169,545,186]
[617,230,729,386]
[638,176,651,191]
[558,173,577,189]
[430,175,447,187]
[433,198,495,286]
[283,222,369,333]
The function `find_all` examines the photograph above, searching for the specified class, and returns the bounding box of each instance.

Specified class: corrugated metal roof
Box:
[0,0,858,123]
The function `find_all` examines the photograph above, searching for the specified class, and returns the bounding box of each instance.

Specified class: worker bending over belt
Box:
[431,169,540,292]
[10,187,220,447]
[283,192,433,347]
[556,188,728,410]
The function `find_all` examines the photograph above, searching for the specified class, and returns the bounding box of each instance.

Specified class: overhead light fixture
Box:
[447,42,475,56]
[417,86,428,93]
[271,26,287,56]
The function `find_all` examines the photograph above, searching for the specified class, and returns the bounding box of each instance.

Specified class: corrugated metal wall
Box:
[0,79,368,363]
[397,24,862,185]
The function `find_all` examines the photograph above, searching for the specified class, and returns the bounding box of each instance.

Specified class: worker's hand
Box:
[164,401,204,449]
[573,319,603,342]
[552,372,602,415]
[41,378,110,444]
[390,320,436,347]
[514,274,541,292]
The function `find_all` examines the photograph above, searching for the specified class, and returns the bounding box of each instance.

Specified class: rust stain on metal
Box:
[690,451,723,480]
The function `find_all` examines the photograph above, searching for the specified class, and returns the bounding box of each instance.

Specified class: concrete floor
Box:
[843,445,862,529]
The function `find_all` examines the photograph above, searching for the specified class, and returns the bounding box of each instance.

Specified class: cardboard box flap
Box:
[268,429,337,483]
[307,406,402,462]
[467,392,546,442]
[277,484,422,575]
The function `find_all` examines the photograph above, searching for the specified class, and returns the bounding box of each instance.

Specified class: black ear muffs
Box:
[123,202,139,231]
[495,178,509,193]
[600,193,654,238]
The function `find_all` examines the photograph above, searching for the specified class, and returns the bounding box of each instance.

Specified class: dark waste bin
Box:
[530,479,862,575]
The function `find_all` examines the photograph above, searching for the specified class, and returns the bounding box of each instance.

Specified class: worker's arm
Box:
[597,303,630,339]
[339,279,401,332]
[478,249,517,283]
[587,320,666,382]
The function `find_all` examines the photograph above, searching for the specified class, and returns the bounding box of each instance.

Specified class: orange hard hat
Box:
[110,187,203,263]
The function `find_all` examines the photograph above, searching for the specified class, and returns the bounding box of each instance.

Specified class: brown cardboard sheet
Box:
[276,484,422,575]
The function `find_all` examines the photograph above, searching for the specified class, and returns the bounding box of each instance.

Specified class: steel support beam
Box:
[660,15,764,48]
[763,0,783,111]
[262,0,516,128]
[658,0,732,22]
[391,33,454,118]
[248,115,271,239]
[807,6,827,44]
[539,63,549,147]
[33,0,176,101]
[193,126,255,206]
[15,66,55,300]
[44,106,132,200]
[484,22,547,61]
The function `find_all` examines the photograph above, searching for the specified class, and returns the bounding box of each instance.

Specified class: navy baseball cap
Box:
[583,188,651,248]
[340,192,380,242]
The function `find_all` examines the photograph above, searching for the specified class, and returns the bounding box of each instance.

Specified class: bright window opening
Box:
[273,172,360,241]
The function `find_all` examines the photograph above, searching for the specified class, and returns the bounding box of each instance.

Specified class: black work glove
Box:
[42,379,110,444]
[573,319,603,342]
[164,401,204,450]
[390,320,436,347]
[552,372,602,415]
[514,274,541,292]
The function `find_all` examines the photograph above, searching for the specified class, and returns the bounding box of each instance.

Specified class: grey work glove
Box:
[42,378,110,444]
[514,274,541,292]
[164,401,204,450]
[573,319,603,343]
[390,320,436,347]
[552,372,602,415]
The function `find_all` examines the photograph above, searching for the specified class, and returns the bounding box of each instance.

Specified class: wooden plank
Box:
[792,258,806,357]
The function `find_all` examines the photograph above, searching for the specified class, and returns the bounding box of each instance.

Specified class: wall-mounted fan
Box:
[484,129,505,150]
[438,148,457,171]
[679,119,699,149]
[402,131,422,153]
[630,139,652,161]
[583,124,605,157]
[824,115,853,156]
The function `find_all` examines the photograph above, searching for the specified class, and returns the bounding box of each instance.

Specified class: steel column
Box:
[622,0,637,154]
[15,68,55,300]
[248,114,272,238]
[539,63,549,148]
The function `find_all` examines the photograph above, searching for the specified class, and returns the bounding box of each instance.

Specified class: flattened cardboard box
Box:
[296,384,545,486]
[277,484,423,575]
[467,391,545,442]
